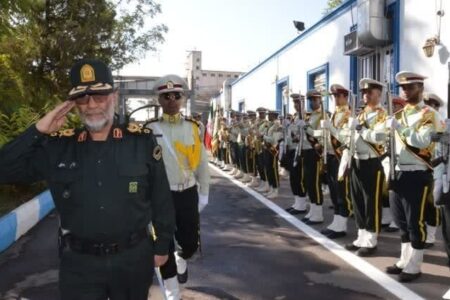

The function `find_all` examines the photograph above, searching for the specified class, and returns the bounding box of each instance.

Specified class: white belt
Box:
[354,153,379,160]
[170,177,196,192]
[396,164,428,172]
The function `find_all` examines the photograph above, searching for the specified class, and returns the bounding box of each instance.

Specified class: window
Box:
[234,75,238,78]
[238,100,245,112]
[202,73,207,77]
[210,73,216,77]
[196,58,200,62]
[307,63,329,110]
[227,74,231,78]
[196,66,200,70]
[218,73,223,77]
[195,76,200,80]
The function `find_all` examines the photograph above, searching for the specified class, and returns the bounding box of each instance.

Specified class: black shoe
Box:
[356,247,377,257]
[321,228,333,235]
[385,226,399,233]
[301,216,310,222]
[386,264,403,275]
[305,219,323,225]
[424,242,434,249]
[177,268,188,284]
[345,244,360,251]
[326,230,346,239]
[289,209,307,215]
[381,223,390,228]
[328,205,334,209]
[285,207,294,212]
[399,271,421,282]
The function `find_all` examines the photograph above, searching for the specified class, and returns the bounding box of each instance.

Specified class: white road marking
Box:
[13,198,40,240]
[210,164,425,300]
[443,288,450,299]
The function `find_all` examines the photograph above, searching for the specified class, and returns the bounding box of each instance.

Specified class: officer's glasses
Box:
[161,92,183,101]
[74,94,110,105]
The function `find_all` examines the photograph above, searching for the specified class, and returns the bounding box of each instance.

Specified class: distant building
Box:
[185,50,243,115]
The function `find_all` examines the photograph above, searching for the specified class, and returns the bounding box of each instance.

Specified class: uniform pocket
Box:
[117,163,149,198]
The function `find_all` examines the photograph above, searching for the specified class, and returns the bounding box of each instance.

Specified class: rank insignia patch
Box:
[129,182,138,193]
[153,145,162,161]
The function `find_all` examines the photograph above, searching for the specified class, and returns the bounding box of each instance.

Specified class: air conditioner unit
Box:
[344,30,374,56]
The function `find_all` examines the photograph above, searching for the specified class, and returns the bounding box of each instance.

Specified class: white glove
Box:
[347,117,359,130]
[295,119,306,128]
[386,117,401,130]
[375,132,387,142]
[320,119,331,129]
[198,194,208,212]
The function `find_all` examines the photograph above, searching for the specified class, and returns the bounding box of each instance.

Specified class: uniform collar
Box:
[364,104,381,113]
[162,113,182,123]
[404,101,425,115]
[336,105,349,113]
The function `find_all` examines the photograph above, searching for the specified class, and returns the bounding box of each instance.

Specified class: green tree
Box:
[323,0,344,14]
[0,0,167,114]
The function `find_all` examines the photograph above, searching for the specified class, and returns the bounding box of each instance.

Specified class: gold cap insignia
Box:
[153,145,162,161]
[59,129,75,137]
[166,81,174,89]
[80,64,95,83]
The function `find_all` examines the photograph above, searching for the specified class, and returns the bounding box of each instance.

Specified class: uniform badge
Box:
[153,145,162,161]
[113,128,123,139]
[59,129,75,137]
[80,64,95,82]
[166,81,174,89]
[127,123,141,133]
[129,182,138,193]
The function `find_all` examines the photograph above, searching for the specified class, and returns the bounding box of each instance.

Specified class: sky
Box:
[119,0,330,77]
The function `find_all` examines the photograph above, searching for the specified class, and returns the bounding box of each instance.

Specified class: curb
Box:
[0,190,54,253]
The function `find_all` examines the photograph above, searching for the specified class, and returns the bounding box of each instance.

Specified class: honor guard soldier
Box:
[301,90,326,224]
[147,74,210,299]
[263,110,283,198]
[385,71,443,282]
[254,107,270,192]
[192,112,206,142]
[246,110,259,187]
[345,78,387,255]
[238,113,252,183]
[423,92,445,247]
[229,111,242,178]
[320,84,353,232]
[0,59,175,300]
[285,93,309,214]
[218,118,231,170]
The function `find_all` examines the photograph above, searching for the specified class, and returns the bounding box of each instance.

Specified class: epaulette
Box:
[49,128,76,138]
[126,122,152,135]
[185,116,200,127]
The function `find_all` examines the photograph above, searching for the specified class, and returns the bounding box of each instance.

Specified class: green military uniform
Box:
[0,59,175,300]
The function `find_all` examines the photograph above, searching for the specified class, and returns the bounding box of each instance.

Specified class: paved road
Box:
[0,165,449,299]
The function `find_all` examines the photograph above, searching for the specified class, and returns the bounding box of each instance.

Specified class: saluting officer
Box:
[263,110,283,198]
[385,71,443,282]
[320,84,353,232]
[147,75,210,299]
[345,78,387,255]
[0,59,175,300]
[285,93,308,214]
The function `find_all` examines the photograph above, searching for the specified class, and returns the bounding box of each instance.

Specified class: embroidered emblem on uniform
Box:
[166,81,174,89]
[129,182,138,193]
[127,123,141,133]
[59,129,75,137]
[113,128,123,139]
[153,145,162,161]
[80,64,95,82]
[143,128,151,134]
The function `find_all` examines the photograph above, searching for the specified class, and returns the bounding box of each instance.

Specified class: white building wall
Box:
[401,0,450,108]
[231,4,358,113]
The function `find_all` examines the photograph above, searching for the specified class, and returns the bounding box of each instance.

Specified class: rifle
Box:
[386,82,396,183]
[337,85,356,180]
[293,93,305,167]
[322,94,328,167]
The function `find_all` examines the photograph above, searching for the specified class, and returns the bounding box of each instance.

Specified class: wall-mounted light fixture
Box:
[423,6,444,58]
